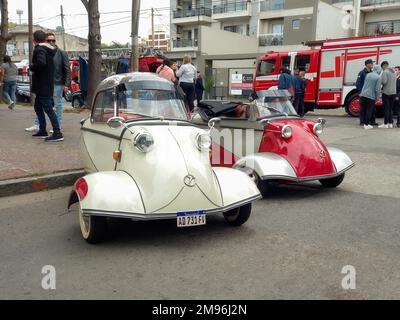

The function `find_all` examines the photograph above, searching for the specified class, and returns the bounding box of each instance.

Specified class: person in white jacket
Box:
[176,54,197,112]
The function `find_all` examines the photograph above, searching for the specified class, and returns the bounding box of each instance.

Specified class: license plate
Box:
[177,211,206,228]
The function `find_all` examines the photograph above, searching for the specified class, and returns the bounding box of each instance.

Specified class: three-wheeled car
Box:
[192,90,354,196]
[68,73,261,243]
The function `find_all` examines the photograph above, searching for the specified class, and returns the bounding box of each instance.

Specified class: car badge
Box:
[319,150,326,158]
[184,175,196,187]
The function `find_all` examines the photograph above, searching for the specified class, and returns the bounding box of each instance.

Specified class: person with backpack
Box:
[0,55,18,110]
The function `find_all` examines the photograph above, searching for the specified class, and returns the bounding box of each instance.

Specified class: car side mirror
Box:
[208,117,221,129]
[317,118,326,126]
[107,116,126,129]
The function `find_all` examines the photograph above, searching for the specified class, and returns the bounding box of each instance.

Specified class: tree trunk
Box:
[81,0,101,110]
[0,0,11,101]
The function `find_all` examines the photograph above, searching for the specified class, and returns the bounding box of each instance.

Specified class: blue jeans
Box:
[35,85,64,126]
[34,95,60,134]
[3,81,17,104]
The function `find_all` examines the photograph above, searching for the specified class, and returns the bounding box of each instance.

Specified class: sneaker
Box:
[45,132,64,142]
[378,124,389,129]
[389,123,394,129]
[8,101,15,110]
[364,125,373,130]
[25,125,39,132]
[32,132,49,138]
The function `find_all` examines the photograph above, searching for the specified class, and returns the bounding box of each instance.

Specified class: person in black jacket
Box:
[293,69,307,117]
[195,71,204,106]
[395,66,400,127]
[30,30,63,142]
[356,59,373,125]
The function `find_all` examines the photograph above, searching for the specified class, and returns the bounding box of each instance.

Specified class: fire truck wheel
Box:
[345,93,360,117]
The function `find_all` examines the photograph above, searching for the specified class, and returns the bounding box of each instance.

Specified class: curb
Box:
[0,170,85,198]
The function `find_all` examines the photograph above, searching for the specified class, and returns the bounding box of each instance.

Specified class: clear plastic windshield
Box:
[256,90,298,117]
[117,86,188,121]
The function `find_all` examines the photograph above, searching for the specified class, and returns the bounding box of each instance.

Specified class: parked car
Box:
[192,90,355,196]
[67,73,261,243]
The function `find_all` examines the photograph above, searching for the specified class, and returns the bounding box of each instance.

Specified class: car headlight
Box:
[313,123,323,136]
[196,133,212,151]
[281,125,292,139]
[133,131,154,152]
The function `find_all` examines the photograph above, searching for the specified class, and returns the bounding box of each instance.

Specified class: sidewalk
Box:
[0,102,89,192]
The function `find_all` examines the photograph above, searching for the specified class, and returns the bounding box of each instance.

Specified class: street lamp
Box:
[17,9,24,25]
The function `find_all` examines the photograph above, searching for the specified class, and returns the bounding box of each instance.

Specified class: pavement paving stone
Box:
[0,102,89,181]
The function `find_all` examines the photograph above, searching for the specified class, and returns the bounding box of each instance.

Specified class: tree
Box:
[81,0,102,109]
[0,0,11,64]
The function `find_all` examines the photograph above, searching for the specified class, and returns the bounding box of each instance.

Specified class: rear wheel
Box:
[223,204,252,226]
[319,173,345,188]
[78,204,107,244]
[345,93,360,117]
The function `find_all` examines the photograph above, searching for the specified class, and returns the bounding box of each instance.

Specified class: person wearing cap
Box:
[360,65,382,130]
[356,59,374,125]
[379,61,397,129]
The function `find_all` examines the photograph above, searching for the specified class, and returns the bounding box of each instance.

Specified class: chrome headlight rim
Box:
[196,132,212,151]
[313,122,323,136]
[281,125,293,139]
[133,131,154,153]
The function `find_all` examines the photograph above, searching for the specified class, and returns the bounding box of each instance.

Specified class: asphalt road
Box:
[1,109,400,299]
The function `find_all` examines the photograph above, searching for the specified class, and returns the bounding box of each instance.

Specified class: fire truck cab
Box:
[254,34,400,117]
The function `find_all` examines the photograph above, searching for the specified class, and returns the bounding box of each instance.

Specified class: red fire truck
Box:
[254,33,400,117]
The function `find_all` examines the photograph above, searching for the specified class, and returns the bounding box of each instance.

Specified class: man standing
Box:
[195,70,204,106]
[356,59,373,126]
[395,66,400,128]
[25,33,71,132]
[379,61,397,129]
[278,68,294,100]
[293,69,307,117]
[360,65,382,130]
[30,30,63,142]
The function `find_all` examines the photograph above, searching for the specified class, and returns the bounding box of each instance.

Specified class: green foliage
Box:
[204,76,215,93]
[101,41,129,49]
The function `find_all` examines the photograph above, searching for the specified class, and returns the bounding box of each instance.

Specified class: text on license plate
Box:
[177,211,206,228]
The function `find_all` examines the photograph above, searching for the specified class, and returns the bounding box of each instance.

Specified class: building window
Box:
[366,20,400,36]
[224,25,238,33]
[271,23,284,34]
[292,19,301,30]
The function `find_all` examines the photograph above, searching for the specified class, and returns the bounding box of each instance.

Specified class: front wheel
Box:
[223,203,252,226]
[345,93,360,117]
[72,96,83,108]
[78,204,107,244]
[319,173,345,188]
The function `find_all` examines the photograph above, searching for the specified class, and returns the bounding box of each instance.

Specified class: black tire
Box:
[72,96,82,108]
[253,172,275,198]
[79,205,107,244]
[319,173,345,188]
[345,93,360,117]
[223,203,252,226]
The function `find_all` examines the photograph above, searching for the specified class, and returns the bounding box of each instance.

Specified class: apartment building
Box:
[169,0,400,98]
[145,25,170,52]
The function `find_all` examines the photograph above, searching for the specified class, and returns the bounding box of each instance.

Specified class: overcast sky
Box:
[8,0,171,44]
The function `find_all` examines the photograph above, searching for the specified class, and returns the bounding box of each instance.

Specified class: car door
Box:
[81,88,122,172]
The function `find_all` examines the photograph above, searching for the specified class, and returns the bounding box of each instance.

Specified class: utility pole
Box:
[60,5,66,50]
[151,8,155,48]
[131,0,140,72]
[28,0,34,105]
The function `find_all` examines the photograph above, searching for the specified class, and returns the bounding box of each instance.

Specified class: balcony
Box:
[172,7,213,25]
[259,33,283,46]
[259,0,287,20]
[212,1,251,20]
[172,39,198,51]
[361,0,400,11]
[260,0,285,11]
